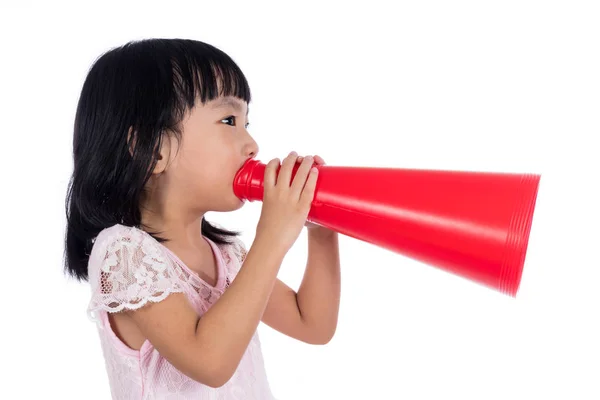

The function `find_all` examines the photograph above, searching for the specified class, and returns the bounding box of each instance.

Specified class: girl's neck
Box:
[140,198,207,249]
[140,177,212,248]
[143,215,205,246]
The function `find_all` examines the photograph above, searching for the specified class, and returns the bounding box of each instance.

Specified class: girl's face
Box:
[154,95,259,213]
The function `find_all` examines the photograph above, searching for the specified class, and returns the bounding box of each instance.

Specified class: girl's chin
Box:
[221,193,247,212]
[233,196,247,210]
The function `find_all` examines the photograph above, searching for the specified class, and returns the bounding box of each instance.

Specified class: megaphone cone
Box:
[234,159,540,297]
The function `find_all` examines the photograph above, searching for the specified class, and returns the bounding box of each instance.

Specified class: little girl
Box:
[64,38,341,399]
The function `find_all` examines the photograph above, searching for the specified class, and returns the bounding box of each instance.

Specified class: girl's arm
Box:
[126,153,319,387]
[126,234,286,388]
[261,228,341,344]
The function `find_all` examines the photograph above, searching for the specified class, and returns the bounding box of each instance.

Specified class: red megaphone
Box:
[233,159,541,297]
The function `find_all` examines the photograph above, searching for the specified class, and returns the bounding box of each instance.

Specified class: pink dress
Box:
[87,224,277,399]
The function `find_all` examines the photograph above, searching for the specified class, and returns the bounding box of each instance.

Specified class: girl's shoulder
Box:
[88,224,159,276]
[88,223,174,276]
[92,223,147,249]
[87,224,186,315]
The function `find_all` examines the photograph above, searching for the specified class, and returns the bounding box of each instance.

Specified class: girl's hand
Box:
[255,151,320,254]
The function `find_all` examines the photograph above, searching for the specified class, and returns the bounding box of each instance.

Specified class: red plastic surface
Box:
[233,159,540,297]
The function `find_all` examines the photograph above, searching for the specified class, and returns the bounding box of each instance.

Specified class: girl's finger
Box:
[277,151,298,186]
[300,165,319,207]
[313,155,326,165]
[264,158,280,191]
[290,155,314,198]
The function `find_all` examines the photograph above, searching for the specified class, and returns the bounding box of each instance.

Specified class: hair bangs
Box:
[170,43,251,119]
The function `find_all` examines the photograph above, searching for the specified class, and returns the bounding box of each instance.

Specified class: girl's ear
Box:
[152,135,171,175]
[127,127,171,175]
[127,127,136,157]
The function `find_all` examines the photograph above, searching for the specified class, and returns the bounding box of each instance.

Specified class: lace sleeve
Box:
[87,226,185,318]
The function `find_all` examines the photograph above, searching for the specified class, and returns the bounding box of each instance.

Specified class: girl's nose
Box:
[246,137,259,159]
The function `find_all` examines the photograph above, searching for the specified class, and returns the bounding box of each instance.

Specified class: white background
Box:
[1,1,599,399]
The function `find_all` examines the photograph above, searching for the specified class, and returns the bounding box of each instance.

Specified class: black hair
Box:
[64,38,251,281]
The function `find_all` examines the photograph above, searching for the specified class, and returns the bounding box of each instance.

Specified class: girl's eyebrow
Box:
[212,97,249,116]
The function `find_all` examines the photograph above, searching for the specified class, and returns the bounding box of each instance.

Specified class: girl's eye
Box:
[222,116,236,126]
[222,116,250,129]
